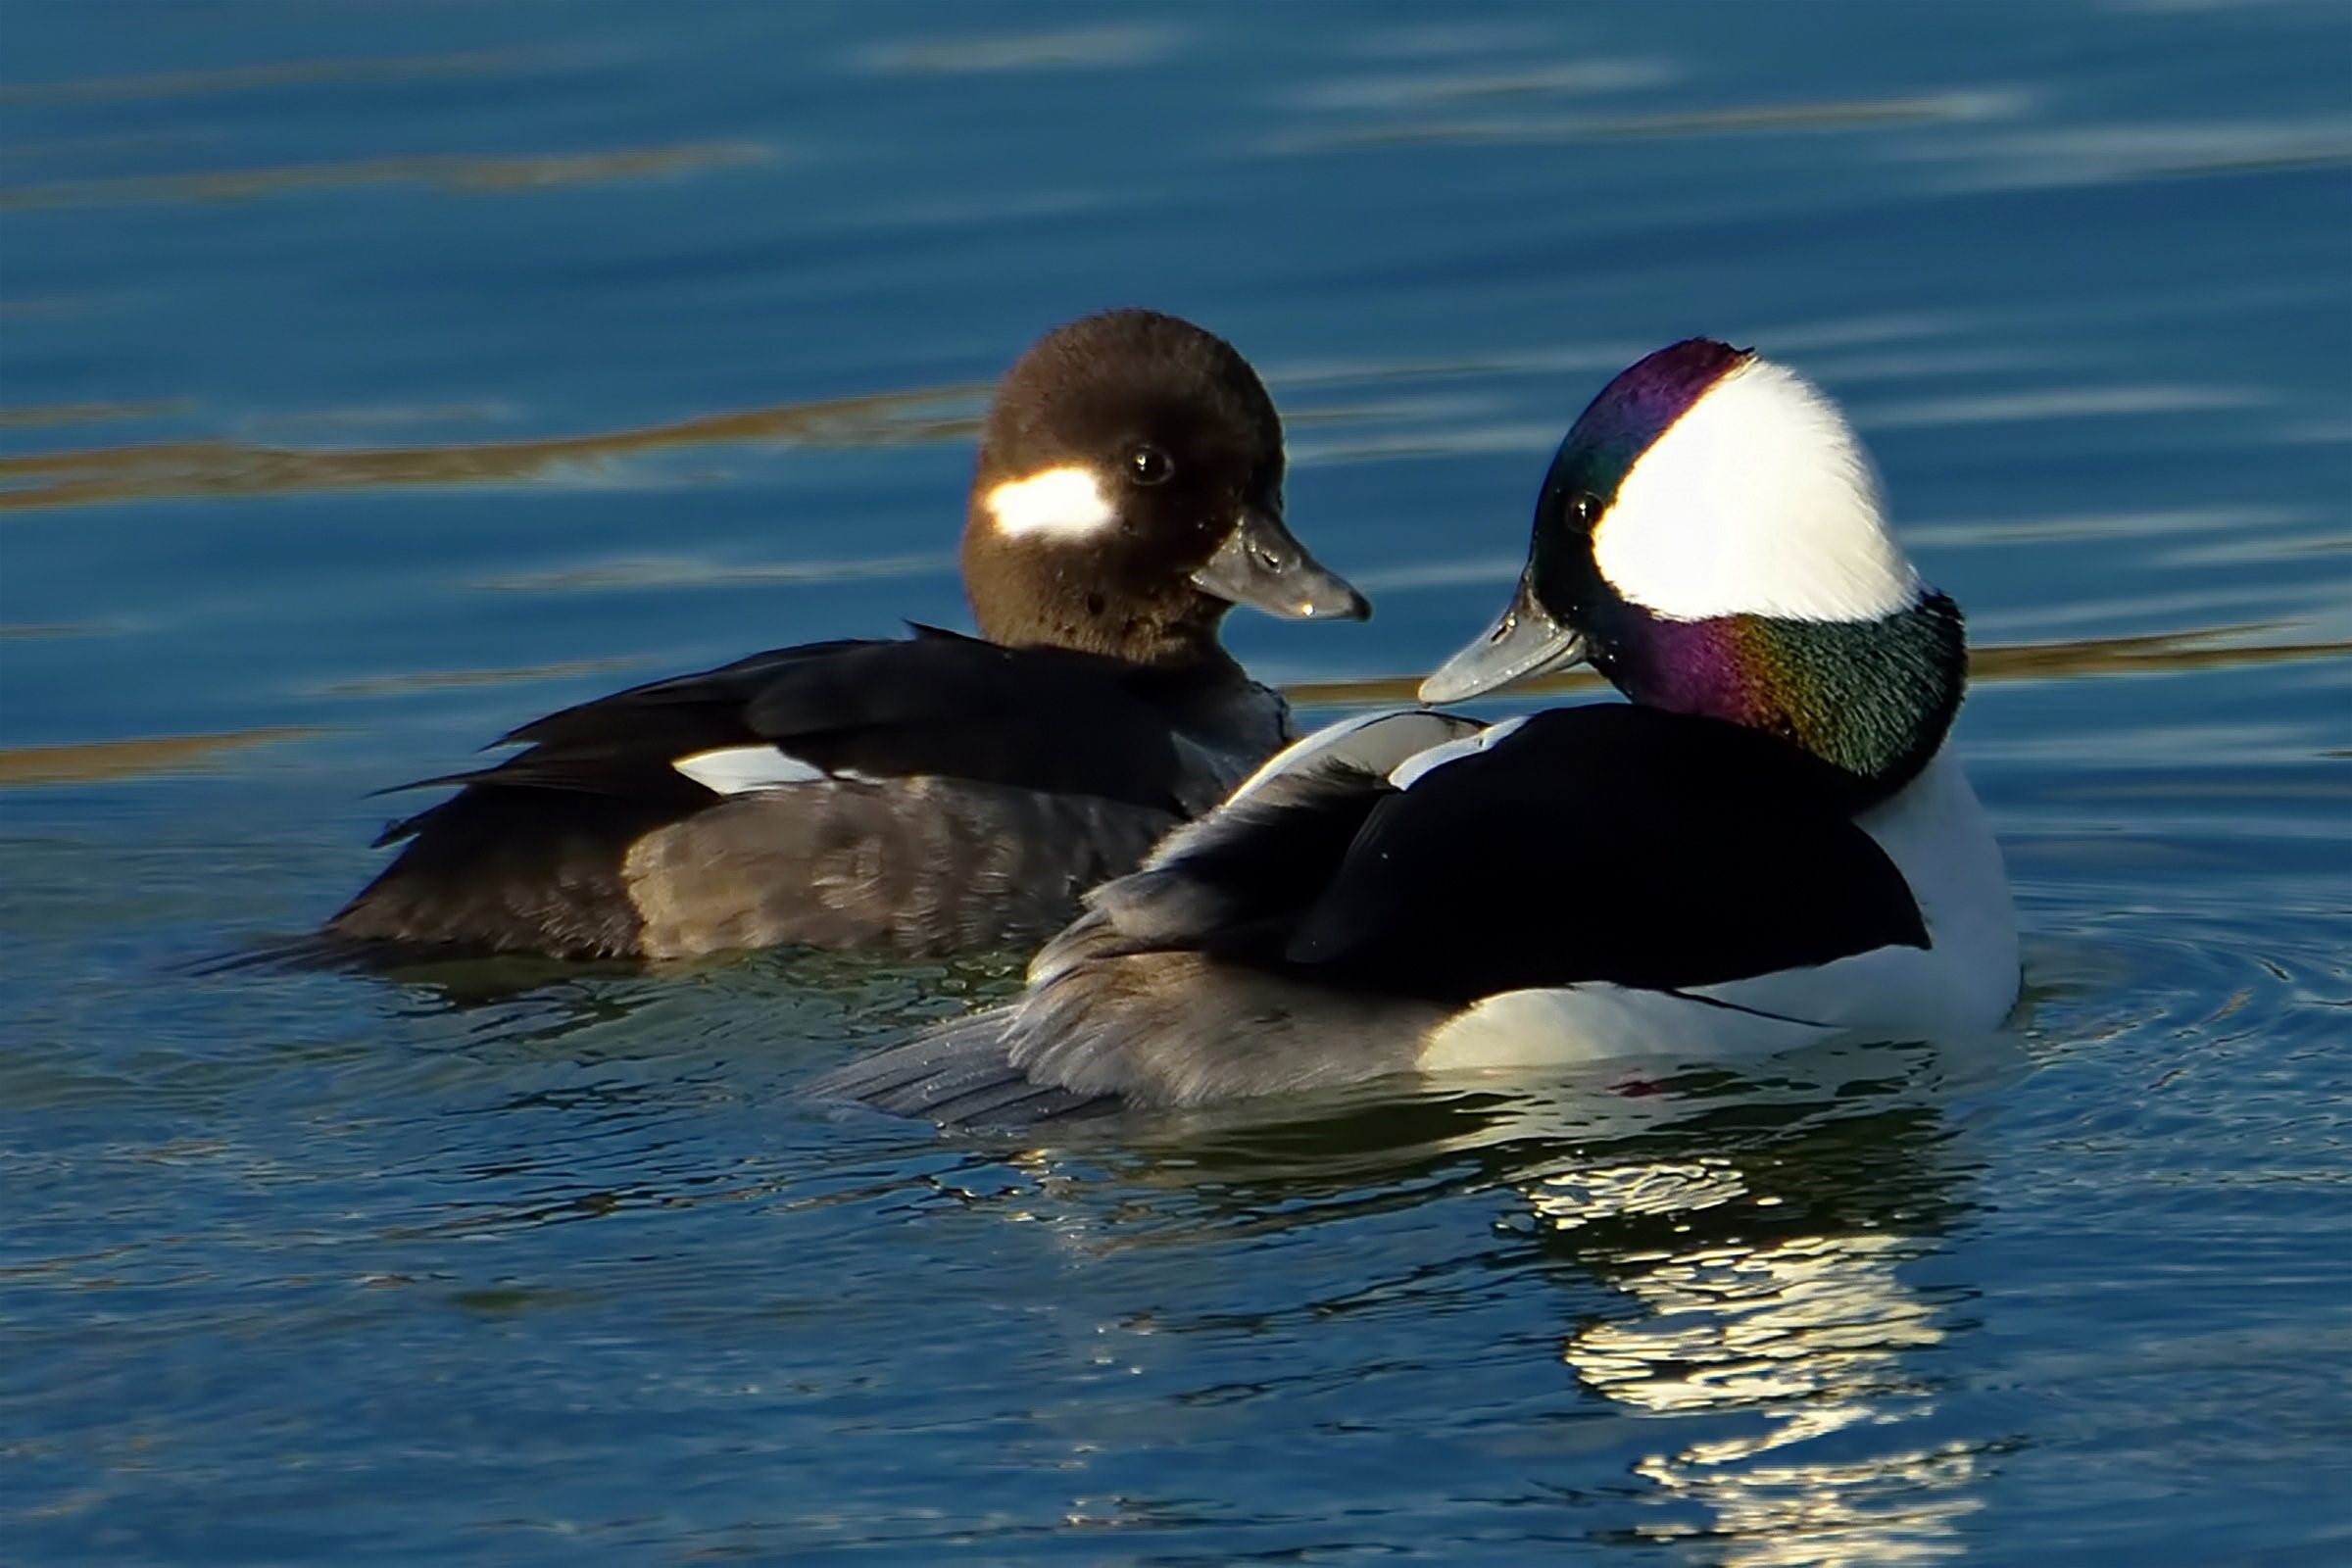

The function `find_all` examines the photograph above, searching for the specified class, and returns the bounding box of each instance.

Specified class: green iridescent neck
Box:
[1593,593,1968,805]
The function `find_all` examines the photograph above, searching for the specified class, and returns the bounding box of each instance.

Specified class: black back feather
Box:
[379,626,1233,838]
[1085,704,1928,1002]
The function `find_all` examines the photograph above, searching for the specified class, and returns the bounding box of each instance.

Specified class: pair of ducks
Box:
[330,311,2019,1123]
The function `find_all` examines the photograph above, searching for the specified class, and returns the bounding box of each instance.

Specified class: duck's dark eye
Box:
[1126,445,1174,486]
[1567,492,1600,529]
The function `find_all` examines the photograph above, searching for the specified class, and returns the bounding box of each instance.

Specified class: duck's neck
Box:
[960,529,1240,674]
[1591,592,1968,806]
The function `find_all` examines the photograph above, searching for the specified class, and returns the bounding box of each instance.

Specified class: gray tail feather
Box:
[805,1006,1113,1127]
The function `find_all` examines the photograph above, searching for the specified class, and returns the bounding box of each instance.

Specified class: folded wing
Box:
[812,703,1932,1119]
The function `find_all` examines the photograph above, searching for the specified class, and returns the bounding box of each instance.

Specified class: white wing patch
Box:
[1225,710,1487,807]
[673,745,828,794]
[1595,357,1922,623]
[1389,714,1529,790]
[985,464,1117,539]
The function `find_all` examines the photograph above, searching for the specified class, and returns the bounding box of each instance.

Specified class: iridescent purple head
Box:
[1537,338,1753,513]
[1423,340,1964,798]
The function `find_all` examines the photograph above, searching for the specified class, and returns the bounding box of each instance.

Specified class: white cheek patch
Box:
[673,745,827,794]
[984,464,1117,539]
[1594,358,1922,623]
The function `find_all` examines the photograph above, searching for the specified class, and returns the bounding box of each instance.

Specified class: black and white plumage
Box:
[1181,706,1929,1000]
[814,341,2020,1123]
[327,310,1368,959]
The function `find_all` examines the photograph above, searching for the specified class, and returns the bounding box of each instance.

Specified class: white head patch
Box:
[1593,358,1922,623]
[984,464,1117,539]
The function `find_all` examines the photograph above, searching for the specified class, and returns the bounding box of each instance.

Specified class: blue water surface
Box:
[3,1,2349,1562]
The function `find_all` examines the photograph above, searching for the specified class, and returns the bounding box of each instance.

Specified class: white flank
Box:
[1594,357,1922,622]
[984,464,1117,538]
[1684,749,2019,1036]
[1420,982,1843,1072]
[673,745,828,794]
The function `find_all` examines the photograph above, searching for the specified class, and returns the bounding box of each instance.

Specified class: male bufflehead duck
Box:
[328,310,1369,959]
[815,339,2019,1123]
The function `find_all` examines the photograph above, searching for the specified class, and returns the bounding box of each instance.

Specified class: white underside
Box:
[1417,749,2020,1071]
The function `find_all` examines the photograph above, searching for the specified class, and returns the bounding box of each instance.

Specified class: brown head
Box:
[961,309,1368,668]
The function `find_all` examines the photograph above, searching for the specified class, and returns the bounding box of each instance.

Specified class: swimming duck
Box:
[327,309,1369,959]
[815,338,2019,1122]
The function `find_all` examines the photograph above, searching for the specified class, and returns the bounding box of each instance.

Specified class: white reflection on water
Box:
[1861,382,2268,429]
[857,24,1183,77]
[1531,1155,1979,1564]
[1287,60,1678,112]
[1906,114,2352,190]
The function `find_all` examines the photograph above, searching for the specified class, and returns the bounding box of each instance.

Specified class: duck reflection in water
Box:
[964,1037,2024,1564]
[1515,1054,2005,1564]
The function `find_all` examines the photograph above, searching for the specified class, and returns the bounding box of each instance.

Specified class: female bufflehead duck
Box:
[328,310,1368,959]
[816,339,2019,1123]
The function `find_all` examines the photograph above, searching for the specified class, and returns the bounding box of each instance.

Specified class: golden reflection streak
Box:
[0,386,984,514]
[1287,626,2352,707]
[311,657,644,700]
[0,402,183,430]
[1270,90,2019,156]
[0,50,564,107]
[0,728,318,788]
[0,629,2340,788]
[0,142,773,212]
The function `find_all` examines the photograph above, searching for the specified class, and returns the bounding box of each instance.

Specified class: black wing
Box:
[380,625,1204,842]
[333,627,1232,956]
[1089,704,1926,1000]
[1279,705,1927,997]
